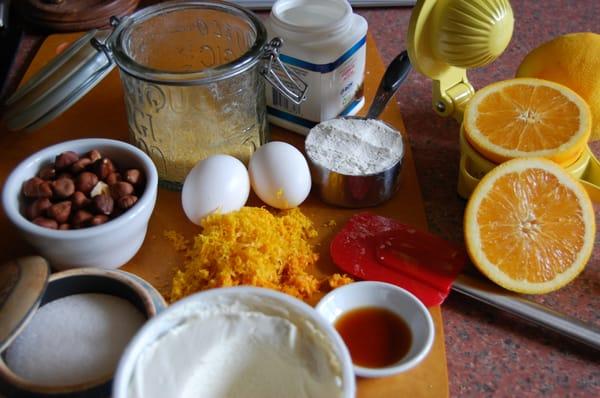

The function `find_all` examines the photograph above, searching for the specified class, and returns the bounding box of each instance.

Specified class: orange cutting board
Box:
[0,33,449,397]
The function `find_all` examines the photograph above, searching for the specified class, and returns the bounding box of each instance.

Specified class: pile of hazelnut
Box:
[21,149,145,230]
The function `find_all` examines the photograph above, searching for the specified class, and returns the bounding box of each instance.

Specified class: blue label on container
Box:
[267,97,364,129]
[279,36,367,73]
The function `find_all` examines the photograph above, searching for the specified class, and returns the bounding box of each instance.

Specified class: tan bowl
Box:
[0,263,166,397]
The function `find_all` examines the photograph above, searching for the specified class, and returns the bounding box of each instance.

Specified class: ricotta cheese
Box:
[128,303,344,398]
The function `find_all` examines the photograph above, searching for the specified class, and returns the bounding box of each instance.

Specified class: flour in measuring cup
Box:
[305,118,404,175]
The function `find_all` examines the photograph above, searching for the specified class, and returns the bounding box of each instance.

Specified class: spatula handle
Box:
[452,274,600,351]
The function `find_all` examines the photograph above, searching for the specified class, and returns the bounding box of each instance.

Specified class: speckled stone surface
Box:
[1,1,599,397]
[356,1,600,397]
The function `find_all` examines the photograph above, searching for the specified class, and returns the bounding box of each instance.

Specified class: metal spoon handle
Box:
[366,50,412,119]
[453,274,600,350]
[0,0,8,31]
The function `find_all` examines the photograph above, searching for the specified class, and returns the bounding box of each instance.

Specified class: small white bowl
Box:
[2,138,158,270]
[316,281,434,378]
[113,287,356,398]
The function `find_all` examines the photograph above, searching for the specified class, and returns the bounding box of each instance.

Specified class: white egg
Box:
[248,141,311,209]
[181,155,250,225]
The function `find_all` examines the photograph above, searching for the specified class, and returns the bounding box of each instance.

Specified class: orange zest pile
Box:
[463,78,591,165]
[464,158,595,294]
[167,207,352,302]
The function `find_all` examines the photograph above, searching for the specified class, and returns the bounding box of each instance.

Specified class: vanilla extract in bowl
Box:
[334,307,413,368]
[315,281,435,378]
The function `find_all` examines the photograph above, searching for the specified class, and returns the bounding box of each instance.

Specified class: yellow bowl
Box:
[457,126,600,201]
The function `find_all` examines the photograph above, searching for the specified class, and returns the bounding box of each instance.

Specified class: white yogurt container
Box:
[266,0,368,134]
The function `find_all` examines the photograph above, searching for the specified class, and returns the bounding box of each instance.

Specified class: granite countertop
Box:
[356,2,600,397]
[0,1,599,397]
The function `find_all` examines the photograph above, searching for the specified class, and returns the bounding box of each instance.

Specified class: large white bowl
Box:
[2,138,158,270]
[113,287,356,398]
[316,281,435,378]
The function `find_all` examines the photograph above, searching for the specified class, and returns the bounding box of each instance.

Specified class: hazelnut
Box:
[117,195,138,210]
[93,158,115,180]
[90,215,109,226]
[93,194,114,215]
[90,181,110,197]
[110,181,134,200]
[38,165,56,180]
[105,172,121,186]
[70,157,92,174]
[55,151,79,170]
[47,201,72,224]
[25,198,52,220]
[51,178,75,199]
[32,217,58,229]
[22,177,52,198]
[124,169,143,187]
[24,149,144,230]
[57,172,73,180]
[76,172,98,194]
[71,191,90,209]
[71,210,93,227]
[87,149,102,162]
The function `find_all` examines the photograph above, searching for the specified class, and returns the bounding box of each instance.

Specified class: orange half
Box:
[464,158,595,294]
[464,78,591,165]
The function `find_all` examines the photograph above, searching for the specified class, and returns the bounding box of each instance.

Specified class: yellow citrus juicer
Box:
[407,0,600,202]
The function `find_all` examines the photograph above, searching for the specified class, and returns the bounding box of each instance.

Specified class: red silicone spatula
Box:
[330,212,467,307]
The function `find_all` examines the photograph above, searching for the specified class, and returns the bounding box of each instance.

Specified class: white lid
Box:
[270,0,352,33]
[2,29,115,132]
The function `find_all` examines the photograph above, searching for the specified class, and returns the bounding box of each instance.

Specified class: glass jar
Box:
[109,1,286,188]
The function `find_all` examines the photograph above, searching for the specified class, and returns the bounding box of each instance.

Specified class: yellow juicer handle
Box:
[407,0,600,202]
[407,0,514,122]
[579,150,600,202]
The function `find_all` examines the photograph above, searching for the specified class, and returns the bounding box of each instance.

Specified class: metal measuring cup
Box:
[305,51,411,208]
